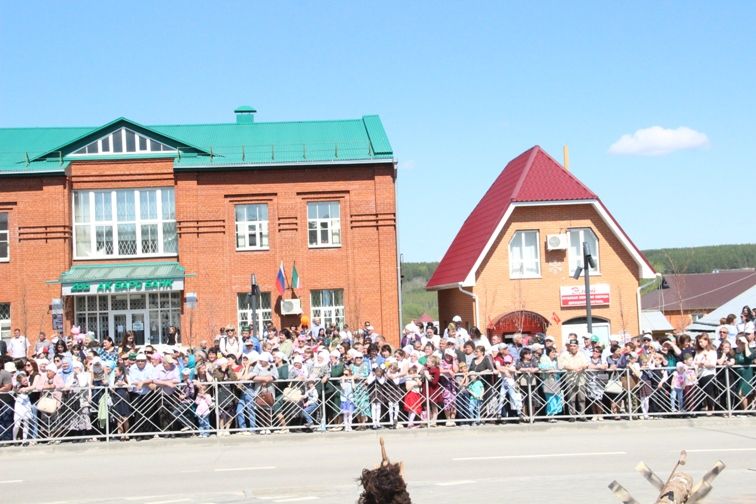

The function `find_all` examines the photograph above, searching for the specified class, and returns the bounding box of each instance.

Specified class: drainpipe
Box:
[636,273,662,337]
[394,161,403,334]
[457,284,479,328]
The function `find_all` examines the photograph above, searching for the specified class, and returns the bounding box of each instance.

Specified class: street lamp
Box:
[250,273,260,337]
[572,242,597,333]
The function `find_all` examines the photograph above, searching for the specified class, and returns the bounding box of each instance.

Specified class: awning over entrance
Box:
[487,310,549,335]
[640,310,674,333]
[59,261,185,296]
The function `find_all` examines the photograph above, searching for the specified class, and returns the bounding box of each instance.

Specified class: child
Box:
[671,362,686,413]
[466,371,484,425]
[384,361,402,429]
[682,354,698,413]
[340,367,356,432]
[195,383,214,438]
[366,366,386,429]
[13,372,34,442]
[402,364,424,428]
[302,380,319,429]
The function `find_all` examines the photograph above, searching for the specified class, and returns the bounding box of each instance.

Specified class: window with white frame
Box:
[235,204,269,250]
[568,228,600,276]
[71,128,176,156]
[0,303,10,340]
[509,230,540,278]
[307,201,341,247]
[0,212,8,261]
[310,289,345,328]
[73,188,177,259]
[237,292,273,334]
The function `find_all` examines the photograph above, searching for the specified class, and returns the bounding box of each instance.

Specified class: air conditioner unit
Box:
[546,233,568,251]
[281,298,303,315]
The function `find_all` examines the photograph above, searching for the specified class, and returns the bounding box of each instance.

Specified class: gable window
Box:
[0,213,8,261]
[73,188,177,259]
[235,204,269,250]
[509,230,540,278]
[308,201,341,248]
[71,127,175,156]
[237,292,273,335]
[568,228,600,276]
[0,303,9,340]
[311,289,345,328]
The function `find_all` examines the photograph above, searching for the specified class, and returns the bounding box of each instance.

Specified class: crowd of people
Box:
[1,306,755,445]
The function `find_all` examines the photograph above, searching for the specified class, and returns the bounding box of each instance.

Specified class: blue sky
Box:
[1,1,754,262]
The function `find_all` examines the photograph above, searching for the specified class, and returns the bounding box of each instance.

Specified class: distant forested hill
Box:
[643,244,756,273]
[401,262,439,323]
[401,244,756,323]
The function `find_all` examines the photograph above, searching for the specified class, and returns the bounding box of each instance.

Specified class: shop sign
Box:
[63,278,183,296]
[560,283,610,307]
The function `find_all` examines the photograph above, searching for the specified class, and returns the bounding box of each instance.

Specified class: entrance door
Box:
[110,310,149,346]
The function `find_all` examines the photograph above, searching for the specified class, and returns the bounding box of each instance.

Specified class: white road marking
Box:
[126,497,173,501]
[146,499,192,504]
[684,448,756,453]
[0,480,23,484]
[213,465,276,472]
[436,480,476,486]
[273,498,319,503]
[453,451,627,461]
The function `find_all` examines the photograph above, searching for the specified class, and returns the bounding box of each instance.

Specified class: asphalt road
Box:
[2,418,756,503]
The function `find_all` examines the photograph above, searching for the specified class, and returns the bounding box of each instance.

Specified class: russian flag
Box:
[276,261,287,295]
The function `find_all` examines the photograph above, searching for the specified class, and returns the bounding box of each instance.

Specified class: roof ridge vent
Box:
[234,105,257,125]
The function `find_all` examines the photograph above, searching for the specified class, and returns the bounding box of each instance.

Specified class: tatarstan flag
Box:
[291,262,300,289]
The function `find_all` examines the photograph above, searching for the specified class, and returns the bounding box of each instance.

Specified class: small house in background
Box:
[426,146,656,345]
[642,269,756,332]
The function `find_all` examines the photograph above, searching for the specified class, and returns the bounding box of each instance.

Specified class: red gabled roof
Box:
[427,145,646,288]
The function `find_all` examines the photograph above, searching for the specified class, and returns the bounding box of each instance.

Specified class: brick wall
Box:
[0,159,400,345]
[0,176,70,337]
[177,163,399,346]
[437,204,643,346]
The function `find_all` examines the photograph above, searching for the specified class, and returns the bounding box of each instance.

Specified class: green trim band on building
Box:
[59,262,185,296]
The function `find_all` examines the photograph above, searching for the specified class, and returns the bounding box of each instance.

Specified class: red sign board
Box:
[560,284,610,307]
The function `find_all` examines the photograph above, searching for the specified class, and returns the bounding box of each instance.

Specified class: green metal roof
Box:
[0,113,394,176]
[59,262,185,284]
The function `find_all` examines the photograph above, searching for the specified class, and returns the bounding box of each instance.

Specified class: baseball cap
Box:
[135,354,147,361]
[452,315,462,323]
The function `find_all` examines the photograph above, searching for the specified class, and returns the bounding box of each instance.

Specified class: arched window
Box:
[71,128,175,156]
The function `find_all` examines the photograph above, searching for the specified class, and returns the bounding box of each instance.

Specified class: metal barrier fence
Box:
[1,365,754,445]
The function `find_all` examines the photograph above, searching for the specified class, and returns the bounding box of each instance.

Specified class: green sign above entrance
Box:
[63,278,183,296]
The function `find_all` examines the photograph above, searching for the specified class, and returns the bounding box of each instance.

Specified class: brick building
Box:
[0,108,400,346]
[642,269,756,331]
[427,146,656,345]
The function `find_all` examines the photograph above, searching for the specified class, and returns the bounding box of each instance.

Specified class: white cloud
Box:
[609,126,709,156]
